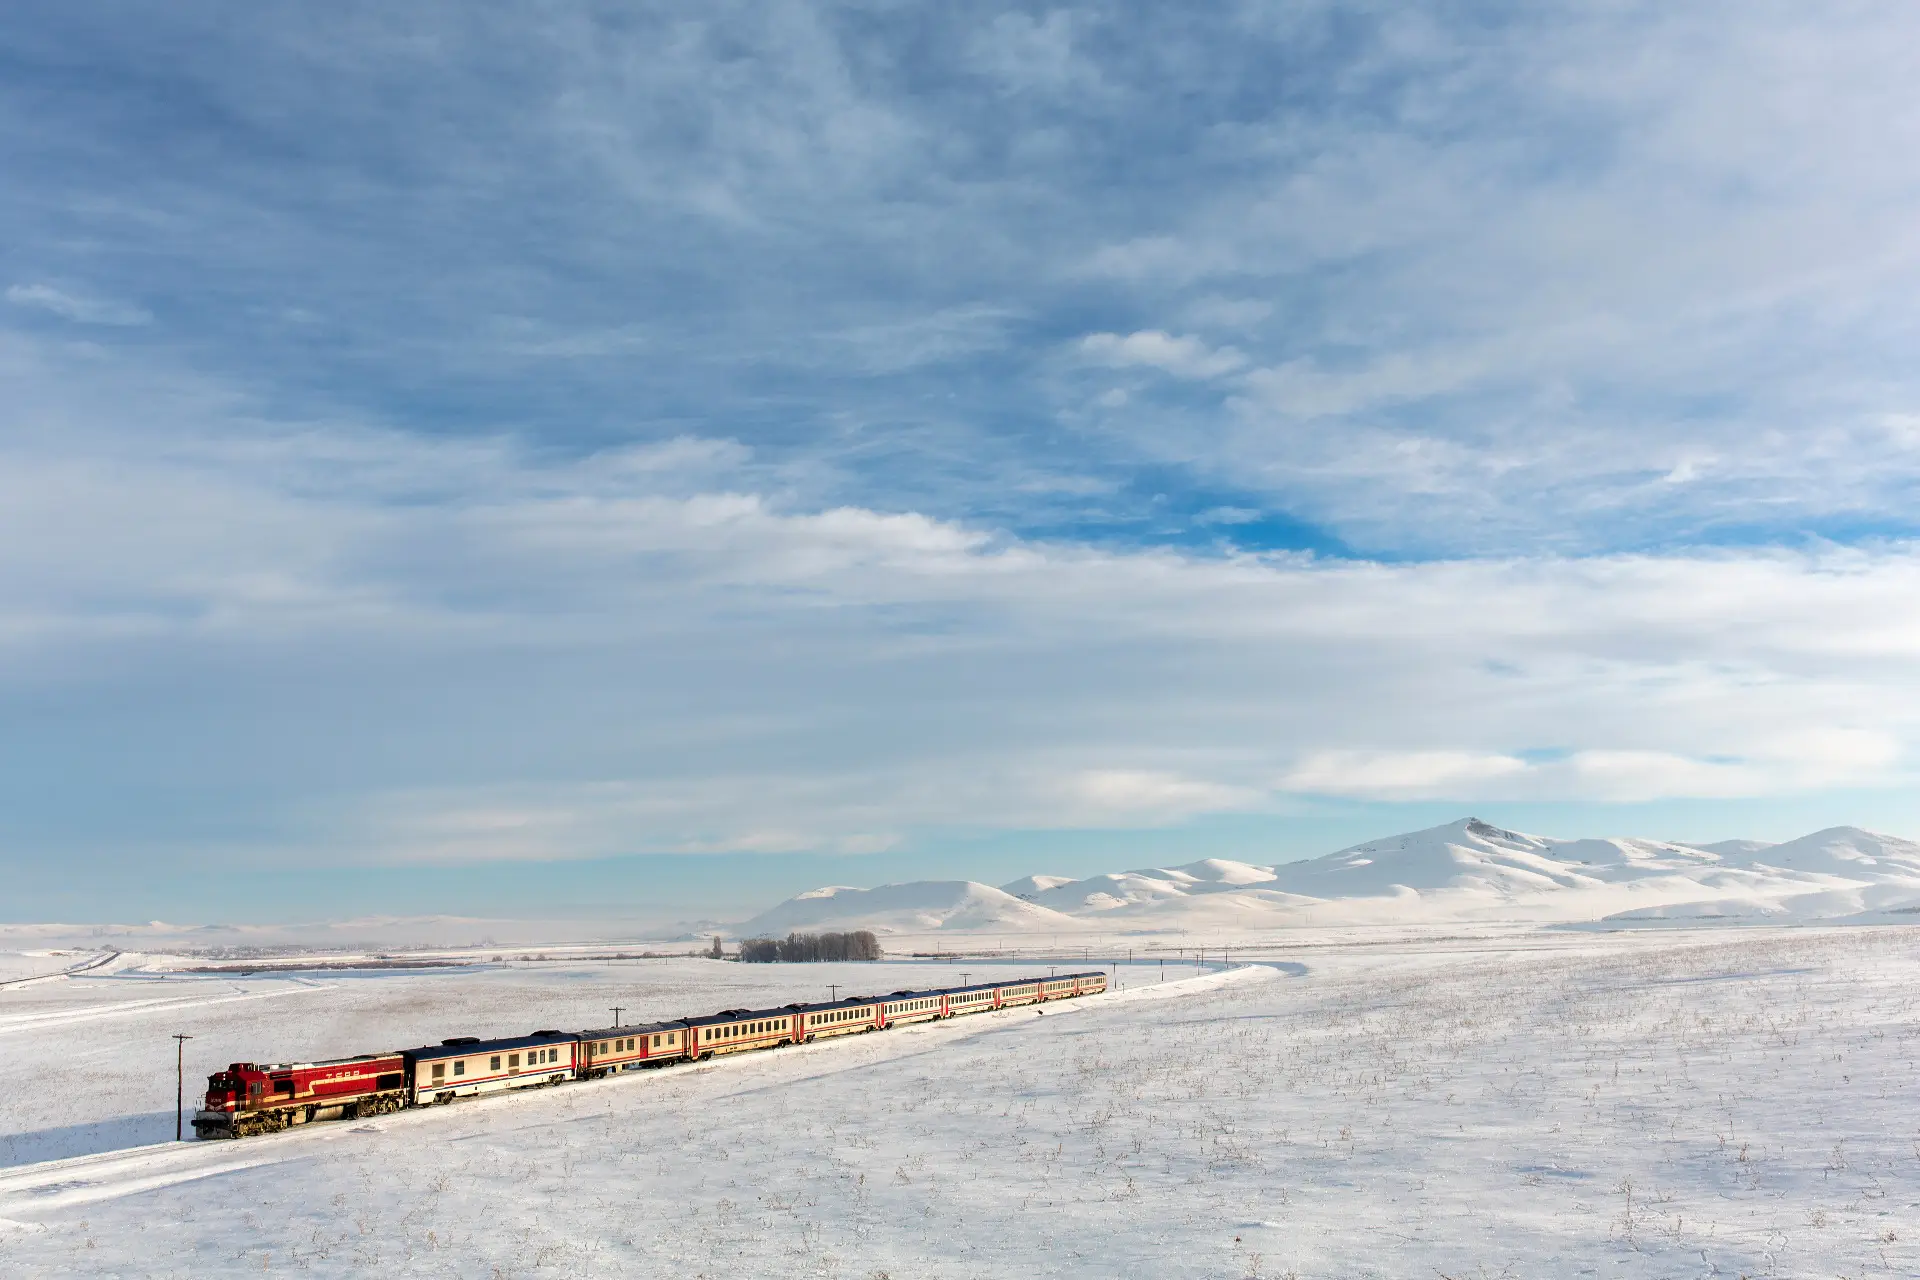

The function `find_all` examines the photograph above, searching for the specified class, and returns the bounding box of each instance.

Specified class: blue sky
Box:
[5,2,1920,928]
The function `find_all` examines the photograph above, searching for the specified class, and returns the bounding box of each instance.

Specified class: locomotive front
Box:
[192,1063,265,1138]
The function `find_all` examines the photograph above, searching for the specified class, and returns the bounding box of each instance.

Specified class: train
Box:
[193,969,1108,1138]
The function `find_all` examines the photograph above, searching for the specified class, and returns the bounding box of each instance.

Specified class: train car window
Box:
[432,1062,445,1080]
[490,1056,501,1070]
[454,1061,466,1076]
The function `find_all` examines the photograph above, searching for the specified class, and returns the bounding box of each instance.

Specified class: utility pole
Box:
[611,1007,624,1028]
[173,1034,193,1141]
[829,984,838,1002]
[959,973,971,987]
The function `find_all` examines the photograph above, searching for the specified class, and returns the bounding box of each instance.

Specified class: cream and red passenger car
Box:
[405,1032,576,1104]
[577,1020,690,1076]
[793,996,882,1040]
[685,1006,801,1058]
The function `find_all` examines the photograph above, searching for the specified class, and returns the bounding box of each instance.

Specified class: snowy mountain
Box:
[733,818,1920,936]
[736,880,1077,936]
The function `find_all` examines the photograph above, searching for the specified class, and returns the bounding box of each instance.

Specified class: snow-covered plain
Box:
[3,927,1917,1277]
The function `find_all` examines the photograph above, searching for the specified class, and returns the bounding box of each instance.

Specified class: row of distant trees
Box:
[737,930,882,963]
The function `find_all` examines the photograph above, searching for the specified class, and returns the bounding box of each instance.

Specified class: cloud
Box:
[6,284,151,326]
[1078,330,1246,380]
[1279,732,1910,804]
[1281,751,1531,799]
[7,4,1920,560]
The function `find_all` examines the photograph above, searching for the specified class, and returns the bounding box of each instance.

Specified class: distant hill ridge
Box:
[732,817,1920,935]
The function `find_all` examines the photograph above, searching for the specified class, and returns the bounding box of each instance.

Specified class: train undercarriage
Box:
[193,1089,409,1139]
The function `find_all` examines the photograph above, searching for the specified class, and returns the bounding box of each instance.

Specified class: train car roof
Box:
[786,995,887,1015]
[576,1019,686,1039]
[932,972,1105,995]
[405,1031,576,1062]
[683,1005,810,1028]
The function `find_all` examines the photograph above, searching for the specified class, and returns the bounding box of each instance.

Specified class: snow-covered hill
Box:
[734,818,1920,936]
[736,880,1078,936]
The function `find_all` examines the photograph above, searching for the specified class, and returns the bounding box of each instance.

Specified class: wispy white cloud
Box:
[1281,751,1531,799]
[1079,330,1246,380]
[6,284,150,327]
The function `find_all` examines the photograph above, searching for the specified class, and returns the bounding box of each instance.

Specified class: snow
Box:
[744,818,1920,936]
[2,927,1917,1277]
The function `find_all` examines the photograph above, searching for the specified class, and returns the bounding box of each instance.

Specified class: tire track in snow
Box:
[0,984,327,1037]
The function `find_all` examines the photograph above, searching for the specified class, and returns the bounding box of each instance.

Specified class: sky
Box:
[5,2,1920,929]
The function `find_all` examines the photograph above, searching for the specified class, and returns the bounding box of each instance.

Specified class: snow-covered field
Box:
[2,928,1917,1277]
